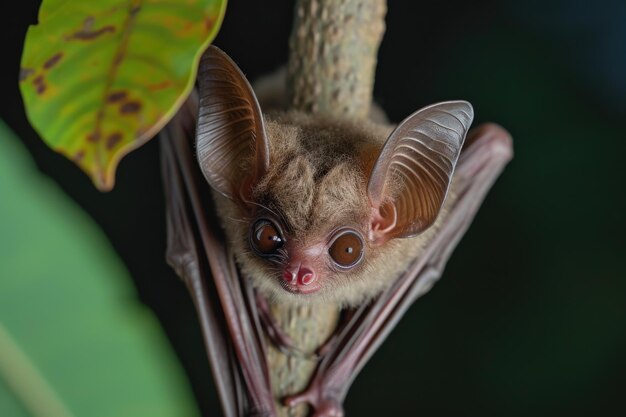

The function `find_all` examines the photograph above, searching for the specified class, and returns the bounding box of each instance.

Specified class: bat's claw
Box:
[312,399,344,417]
[284,390,343,417]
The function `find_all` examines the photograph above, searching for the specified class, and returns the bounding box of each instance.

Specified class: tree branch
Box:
[268,1,387,415]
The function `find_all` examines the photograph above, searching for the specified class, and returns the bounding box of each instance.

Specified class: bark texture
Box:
[267,304,340,417]
[287,0,387,119]
[268,1,387,415]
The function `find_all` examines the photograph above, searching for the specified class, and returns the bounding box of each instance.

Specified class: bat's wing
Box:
[160,95,276,417]
[284,123,513,416]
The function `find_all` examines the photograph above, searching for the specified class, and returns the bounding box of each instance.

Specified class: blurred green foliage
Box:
[0,120,198,417]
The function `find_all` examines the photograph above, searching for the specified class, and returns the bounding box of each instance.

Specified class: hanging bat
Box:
[161,46,512,416]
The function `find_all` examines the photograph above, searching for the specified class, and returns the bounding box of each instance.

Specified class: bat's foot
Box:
[284,389,344,417]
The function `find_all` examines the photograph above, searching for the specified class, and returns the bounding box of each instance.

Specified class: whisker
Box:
[226,216,248,223]
[247,200,289,230]
[247,200,280,218]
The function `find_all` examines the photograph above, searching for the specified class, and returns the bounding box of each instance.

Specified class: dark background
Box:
[2,1,626,416]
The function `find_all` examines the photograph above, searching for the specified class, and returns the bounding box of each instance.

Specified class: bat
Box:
[160,46,512,416]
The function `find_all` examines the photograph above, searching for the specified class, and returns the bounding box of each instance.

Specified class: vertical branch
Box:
[266,304,340,417]
[287,0,387,119]
[268,1,387,416]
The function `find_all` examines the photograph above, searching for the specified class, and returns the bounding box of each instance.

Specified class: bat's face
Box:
[212,111,469,306]
[249,219,366,296]
[245,202,372,302]
[232,115,391,305]
[195,47,473,306]
[244,212,376,302]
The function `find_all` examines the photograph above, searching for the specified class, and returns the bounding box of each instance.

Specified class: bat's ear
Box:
[367,101,473,243]
[196,46,270,202]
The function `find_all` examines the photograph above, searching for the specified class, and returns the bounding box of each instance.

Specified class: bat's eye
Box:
[329,230,364,268]
[251,219,284,255]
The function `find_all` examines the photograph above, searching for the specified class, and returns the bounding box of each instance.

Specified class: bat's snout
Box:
[281,264,320,295]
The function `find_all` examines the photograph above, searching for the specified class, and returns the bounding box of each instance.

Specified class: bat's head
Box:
[196,46,473,306]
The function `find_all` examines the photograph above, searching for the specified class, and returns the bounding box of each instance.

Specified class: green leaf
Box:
[19,0,227,191]
[0,120,199,417]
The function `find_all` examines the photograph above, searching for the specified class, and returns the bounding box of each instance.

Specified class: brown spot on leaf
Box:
[182,21,194,32]
[74,150,86,162]
[43,52,64,70]
[87,132,101,142]
[130,4,141,15]
[33,76,47,94]
[148,80,173,91]
[205,17,215,32]
[107,91,128,103]
[19,68,34,82]
[120,100,142,114]
[106,132,123,149]
[67,17,115,41]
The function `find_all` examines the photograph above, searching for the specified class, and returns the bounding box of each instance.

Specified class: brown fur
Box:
[213,111,458,307]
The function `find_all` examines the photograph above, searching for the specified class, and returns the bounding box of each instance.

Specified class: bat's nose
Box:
[283,265,317,287]
[298,268,316,286]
